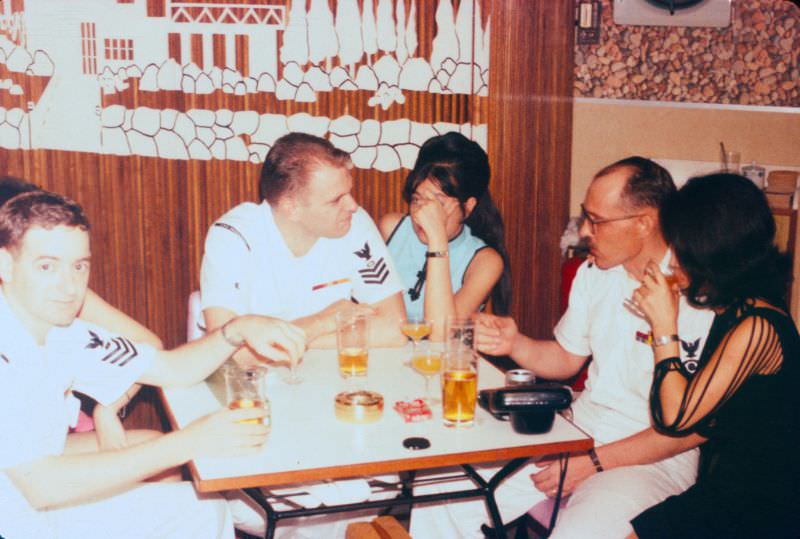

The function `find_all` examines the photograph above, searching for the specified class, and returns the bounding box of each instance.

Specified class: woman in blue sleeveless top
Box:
[379,133,510,339]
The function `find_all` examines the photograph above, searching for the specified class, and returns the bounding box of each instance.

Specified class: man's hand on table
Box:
[531,453,597,498]
[474,313,520,356]
[226,315,307,368]
[304,299,377,342]
[181,407,270,458]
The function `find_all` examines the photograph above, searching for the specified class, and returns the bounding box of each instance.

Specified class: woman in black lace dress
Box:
[627,173,799,538]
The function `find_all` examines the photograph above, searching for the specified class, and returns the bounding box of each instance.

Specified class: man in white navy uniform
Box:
[200,133,407,538]
[0,191,305,539]
[410,157,716,538]
[201,132,406,352]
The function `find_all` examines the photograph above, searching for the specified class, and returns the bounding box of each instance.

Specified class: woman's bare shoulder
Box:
[465,247,503,280]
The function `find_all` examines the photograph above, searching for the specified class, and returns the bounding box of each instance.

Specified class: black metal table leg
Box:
[239,457,540,539]
[463,457,530,538]
[243,487,277,539]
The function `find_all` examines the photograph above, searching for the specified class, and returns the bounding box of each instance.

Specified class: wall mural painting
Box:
[0,0,490,172]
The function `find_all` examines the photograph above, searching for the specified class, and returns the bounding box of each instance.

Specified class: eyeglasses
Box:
[580,204,644,232]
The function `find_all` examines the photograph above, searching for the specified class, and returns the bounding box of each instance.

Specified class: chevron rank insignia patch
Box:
[86,330,139,367]
[358,256,389,285]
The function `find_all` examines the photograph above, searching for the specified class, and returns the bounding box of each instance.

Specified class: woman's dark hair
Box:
[661,173,790,310]
[403,132,511,314]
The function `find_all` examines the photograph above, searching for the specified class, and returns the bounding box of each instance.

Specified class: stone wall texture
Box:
[574,0,799,106]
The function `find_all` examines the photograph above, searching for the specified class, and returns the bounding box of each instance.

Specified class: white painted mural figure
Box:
[0,0,489,172]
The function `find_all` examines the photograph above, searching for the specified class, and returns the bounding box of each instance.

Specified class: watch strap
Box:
[425,250,448,258]
[652,334,679,348]
[588,448,604,473]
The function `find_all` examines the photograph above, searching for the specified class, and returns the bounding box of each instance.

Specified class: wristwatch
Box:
[425,250,448,258]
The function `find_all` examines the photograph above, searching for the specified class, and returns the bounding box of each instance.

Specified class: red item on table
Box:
[393,399,432,423]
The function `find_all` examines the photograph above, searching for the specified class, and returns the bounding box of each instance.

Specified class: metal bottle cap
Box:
[505,369,536,386]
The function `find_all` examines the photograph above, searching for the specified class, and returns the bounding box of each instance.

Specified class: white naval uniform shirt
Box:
[0,291,155,538]
[200,202,403,320]
[554,257,715,476]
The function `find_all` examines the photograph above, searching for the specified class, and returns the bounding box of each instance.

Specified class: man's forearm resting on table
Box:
[512,338,588,381]
[139,323,240,387]
[296,294,406,348]
[5,430,192,510]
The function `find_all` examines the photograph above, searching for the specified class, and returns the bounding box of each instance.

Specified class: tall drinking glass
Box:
[223,362,271,429]
[442,348,478,428]
[336,311,370,379]
[446,317,475,353]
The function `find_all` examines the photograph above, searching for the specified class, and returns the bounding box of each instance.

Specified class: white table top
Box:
[161,347,593,493]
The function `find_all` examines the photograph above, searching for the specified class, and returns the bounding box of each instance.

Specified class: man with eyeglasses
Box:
[409,157,715,539]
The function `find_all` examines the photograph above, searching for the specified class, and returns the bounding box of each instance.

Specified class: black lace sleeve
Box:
[650,310,784,435]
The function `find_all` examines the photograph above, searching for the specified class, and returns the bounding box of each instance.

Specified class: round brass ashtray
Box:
[334,390,384,424]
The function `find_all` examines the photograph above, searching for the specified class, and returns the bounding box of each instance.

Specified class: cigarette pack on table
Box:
[393,399,432,423]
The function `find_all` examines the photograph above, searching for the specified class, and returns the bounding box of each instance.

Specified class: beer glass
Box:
[624,267,678,318]
[223,362,271,428]
[446,317,475,353]
[663,269,679,289]
[336,311,369,379]
[442,348,478,427]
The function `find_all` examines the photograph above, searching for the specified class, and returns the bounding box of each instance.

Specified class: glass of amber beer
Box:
[336,311,370,379]
[442,348,478,427]
[223,362,270,428]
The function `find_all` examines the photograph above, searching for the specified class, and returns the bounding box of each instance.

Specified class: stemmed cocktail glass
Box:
[282,361,303,385]
[412,340,442,404]
[401,317,432,367]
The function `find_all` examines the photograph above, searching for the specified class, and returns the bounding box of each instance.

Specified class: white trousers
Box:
[1,481,233,539]
[409,457,696,539]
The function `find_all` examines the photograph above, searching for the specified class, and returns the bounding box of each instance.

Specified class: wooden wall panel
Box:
[487,0,574,339]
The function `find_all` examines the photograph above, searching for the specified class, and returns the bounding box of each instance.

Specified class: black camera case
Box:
[478,383,572,434]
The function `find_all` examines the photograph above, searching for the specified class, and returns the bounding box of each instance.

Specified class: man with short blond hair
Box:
[201,132,406,350]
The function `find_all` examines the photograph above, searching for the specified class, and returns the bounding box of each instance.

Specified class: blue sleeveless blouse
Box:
[387,215,488,319]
